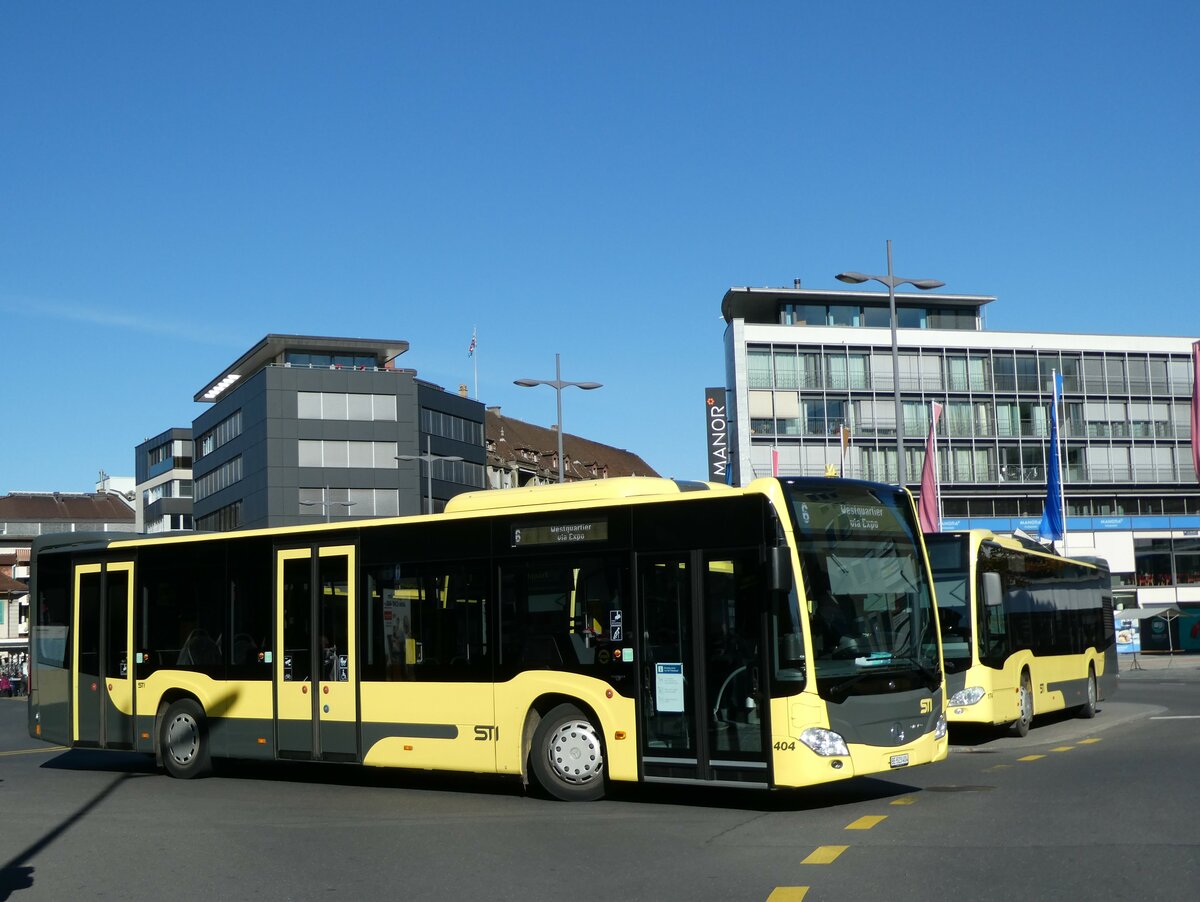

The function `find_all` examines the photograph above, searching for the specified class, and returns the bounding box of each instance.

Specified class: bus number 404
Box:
[474,725,499,741]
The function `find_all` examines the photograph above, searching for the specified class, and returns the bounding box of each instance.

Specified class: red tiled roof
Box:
[0,573,27,594]
[0,492,135,522]
[486,409,659,479]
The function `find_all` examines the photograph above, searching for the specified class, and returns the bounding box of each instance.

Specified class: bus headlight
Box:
[948,686,986,706]
[934,713,947,740]
[800,727,849,757]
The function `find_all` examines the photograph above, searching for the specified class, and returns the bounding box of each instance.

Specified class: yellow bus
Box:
[925,530,1118,737]
[28,476,947,801]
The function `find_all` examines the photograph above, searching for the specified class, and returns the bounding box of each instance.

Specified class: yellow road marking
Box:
[0,746,68,757]
[1050,746,1074,753]
[983,764,1013,772]
[802,845,848,864]
[1018,754,1045,762]
[846,815,887,830]
[1078,738,1102,744]
[890,796,916,805]
[766,888,809,901]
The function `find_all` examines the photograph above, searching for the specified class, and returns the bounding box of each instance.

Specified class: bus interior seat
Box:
[177,629,221,666]
[232,633,258,664]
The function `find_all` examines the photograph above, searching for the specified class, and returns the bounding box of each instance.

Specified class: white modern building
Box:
[720,281,1200,652]
[134,428,194,533]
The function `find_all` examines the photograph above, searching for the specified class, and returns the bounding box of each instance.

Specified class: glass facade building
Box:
[721,284,1200,625]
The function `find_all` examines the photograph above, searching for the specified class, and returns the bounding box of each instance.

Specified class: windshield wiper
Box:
[892,655,942,690]
[824,670,881,700]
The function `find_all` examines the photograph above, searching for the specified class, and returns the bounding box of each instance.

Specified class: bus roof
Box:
[443,477,732,513]
[57,478,740,551]
[930,528,1108,572]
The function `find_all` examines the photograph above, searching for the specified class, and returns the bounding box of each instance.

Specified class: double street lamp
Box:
[514,353,603,484]
[396,435,464,515]
[836,240,944,486]
[299,490,356,522]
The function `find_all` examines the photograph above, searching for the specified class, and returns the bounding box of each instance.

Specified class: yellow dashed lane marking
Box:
[1050,746,1074,753]
[1079,738,1102,744]
[1018,754,1045,762]
[0,746,67,757]
[803,845,848,864]
[766,888,809,901]
[890,796,916,805]
[984,764,1013,771]
[846,815,887,830]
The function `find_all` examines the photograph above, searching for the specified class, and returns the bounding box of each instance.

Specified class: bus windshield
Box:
[782,480,940,698]
[924,534,974,674]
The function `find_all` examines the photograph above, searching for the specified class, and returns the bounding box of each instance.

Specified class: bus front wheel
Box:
[1077,667,1097,719]
[160,699,213,779]
[1008,672,1033,738]
[530,704,606,802]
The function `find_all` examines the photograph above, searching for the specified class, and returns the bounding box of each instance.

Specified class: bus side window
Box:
[363,561,490,682]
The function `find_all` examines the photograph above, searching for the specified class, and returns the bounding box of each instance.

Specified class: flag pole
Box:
[933,400,943,528]
[472,326,478,399]
[1056,370,1067,555]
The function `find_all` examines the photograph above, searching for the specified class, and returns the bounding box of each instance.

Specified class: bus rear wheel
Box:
[160,699,213,779]
[530,704,606,802]
[1077,667,1097,719]
[1008,672,1033,738]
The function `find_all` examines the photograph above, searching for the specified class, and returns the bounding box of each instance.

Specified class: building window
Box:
[429,458,486,488]
[195,500,242,532]
[285,352,377,369]
[299,487,400,518]
[297,392,397,421]
[194,456,243,501]
[747,350,772,389]
[142,479,194,505]
[297,440,399,469]
[420,408,484,446]
[196,411,242,459]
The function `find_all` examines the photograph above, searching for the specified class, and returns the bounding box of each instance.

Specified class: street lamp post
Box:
[299,488,356,522]
[514,353,603,483]
[396,435,464,515]
[836,240,944,486]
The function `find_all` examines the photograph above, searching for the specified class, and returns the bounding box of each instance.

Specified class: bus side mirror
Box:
[768,545,793,594]
[982,572,1003,607]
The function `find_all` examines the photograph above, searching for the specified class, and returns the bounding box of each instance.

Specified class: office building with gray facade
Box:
[191,334,486,531]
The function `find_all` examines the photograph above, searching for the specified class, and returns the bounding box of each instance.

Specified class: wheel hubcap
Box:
[1020,686,1032,723]
[167,714,199,766]
[547,719,603,785]
[1088,676,1096,706]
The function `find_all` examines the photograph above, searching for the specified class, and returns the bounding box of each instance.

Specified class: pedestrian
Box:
[0,674,10,697]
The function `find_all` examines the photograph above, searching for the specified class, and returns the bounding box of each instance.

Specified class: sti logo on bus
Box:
[920,698,933,714]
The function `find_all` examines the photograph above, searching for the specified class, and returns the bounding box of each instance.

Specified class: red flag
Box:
[1192,340,1200,481]
[918,402,943,533]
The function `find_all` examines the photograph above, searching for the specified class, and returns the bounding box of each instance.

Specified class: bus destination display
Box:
[511,518,608,547]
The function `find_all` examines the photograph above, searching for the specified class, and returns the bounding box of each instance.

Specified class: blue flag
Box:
[1038,373,1065,541]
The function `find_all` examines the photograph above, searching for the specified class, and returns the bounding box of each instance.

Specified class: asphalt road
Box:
[1,669,1197,902]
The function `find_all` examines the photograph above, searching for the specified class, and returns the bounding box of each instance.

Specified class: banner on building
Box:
[705,388,730,484]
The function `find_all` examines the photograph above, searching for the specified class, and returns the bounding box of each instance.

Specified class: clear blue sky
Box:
[3,2,1198,494]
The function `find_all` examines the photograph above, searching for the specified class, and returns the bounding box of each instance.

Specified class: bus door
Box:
[635,550,770,786]
[275,545,359,762]
[71,561,135,749]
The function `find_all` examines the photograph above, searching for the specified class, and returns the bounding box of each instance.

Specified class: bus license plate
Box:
[889,753,909,768]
